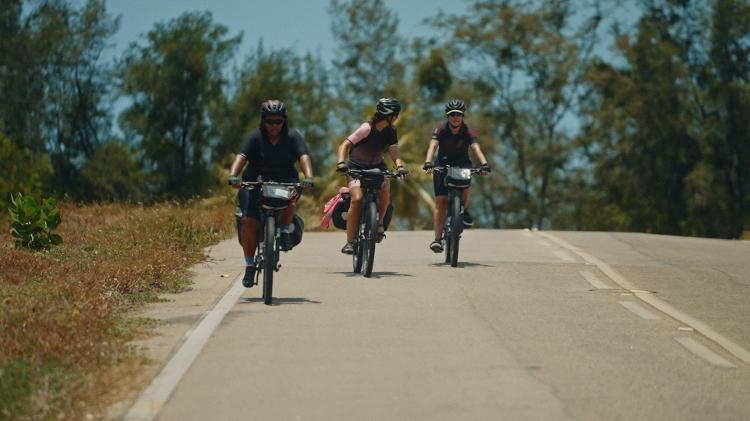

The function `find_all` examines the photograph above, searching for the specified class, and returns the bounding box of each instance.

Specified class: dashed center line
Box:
[619,301,661,320]
[675,337,735,368]
[538,231,750,367]
[580,270,609,289]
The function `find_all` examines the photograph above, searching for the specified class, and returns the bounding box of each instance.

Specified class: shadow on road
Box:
[429,262,496,268]
[239,297,322,305]
[326,271,415,279]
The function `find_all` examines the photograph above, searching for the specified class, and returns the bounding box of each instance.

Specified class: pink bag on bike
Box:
[321,187,349,229]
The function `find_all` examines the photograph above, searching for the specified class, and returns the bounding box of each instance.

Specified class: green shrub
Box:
[8,193,63,250]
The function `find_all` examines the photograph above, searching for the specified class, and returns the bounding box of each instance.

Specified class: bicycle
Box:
[239,179,302,305]
[431,165,481,267]
[345,168,400,277]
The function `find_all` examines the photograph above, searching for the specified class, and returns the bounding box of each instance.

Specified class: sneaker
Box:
[462,210,474,228]
[341,241,355,255]
[279,232,293,251]
[429,240,444,253]
[242,265,256,288]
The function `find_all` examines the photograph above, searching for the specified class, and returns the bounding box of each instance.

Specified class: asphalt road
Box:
[124,229,750,421]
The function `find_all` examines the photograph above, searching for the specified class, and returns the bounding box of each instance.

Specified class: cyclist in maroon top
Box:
[423,99,491,253]
[336,97,409,255]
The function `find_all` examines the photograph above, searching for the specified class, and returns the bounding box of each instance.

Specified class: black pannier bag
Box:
[332,192,394,231]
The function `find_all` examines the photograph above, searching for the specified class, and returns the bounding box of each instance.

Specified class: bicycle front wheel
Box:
[362,200,378,277]
[449,194,462,267]
[263,215,275,305]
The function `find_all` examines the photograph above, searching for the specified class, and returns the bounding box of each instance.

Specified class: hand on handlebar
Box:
[336,161,349,174]
[396,165,409,179]
[301,178,314,191]
[479,163,491,175]
[422,162,434,174]
[228,175,241,189]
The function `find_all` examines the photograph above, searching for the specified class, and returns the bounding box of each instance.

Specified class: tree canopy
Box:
[1,0,749,238]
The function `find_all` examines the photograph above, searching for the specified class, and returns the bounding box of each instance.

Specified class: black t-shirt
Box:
[431,122,478,166]
[238,127,309,181]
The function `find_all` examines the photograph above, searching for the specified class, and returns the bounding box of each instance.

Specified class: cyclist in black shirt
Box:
[228,100,314,287]
[423,99,491,253]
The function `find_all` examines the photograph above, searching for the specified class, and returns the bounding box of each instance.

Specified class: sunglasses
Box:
[264,119,284,126]
[448,112,464,117]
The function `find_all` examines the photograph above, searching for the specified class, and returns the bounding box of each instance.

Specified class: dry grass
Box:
[0,197,234,420]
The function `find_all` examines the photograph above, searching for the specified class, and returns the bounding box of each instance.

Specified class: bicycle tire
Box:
[449,194,462,267]
[263,215,275,305]
[353,222,363,273]
[444,193,452,264]
[362,200,378,277]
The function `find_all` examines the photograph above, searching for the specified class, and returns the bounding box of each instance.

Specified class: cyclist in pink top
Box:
[335,98,409,255]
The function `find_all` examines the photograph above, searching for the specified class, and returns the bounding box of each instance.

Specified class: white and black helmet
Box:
[445,99,466,115]
[376,97,402,116]
[261,99,287,117]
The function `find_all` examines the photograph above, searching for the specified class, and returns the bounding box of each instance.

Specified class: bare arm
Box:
[229,154,247,177]
[470,143,488,166]
[337,140,352,164]
[298,154,313,179]
[424,139,439,163]
[388,144,405,168]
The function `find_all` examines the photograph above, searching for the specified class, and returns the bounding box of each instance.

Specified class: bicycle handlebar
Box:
[239,180,303,190]
[344,168,403,179]
[429,166,483,174]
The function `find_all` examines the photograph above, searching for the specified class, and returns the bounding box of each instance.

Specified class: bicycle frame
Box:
[240,180,301,304]
[432,166,480,267]
[345,168,399,277]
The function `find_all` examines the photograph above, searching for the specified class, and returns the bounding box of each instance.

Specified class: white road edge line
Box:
[580,270,609,289]
[123,273,246,421]
[538,231,750,367]
[619,301,661,320]
[674,337,735,368]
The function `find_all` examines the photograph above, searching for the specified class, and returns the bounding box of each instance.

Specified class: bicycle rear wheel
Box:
[263,216,275,305]
[449,195,462,267]
[362,200,378,277]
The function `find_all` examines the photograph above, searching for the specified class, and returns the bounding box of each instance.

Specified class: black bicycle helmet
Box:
[376,97,402,116]
[260,99,287,117]
[445,99,466,115]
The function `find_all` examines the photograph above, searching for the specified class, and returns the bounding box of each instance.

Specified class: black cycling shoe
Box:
[341,242,355,255]
[242,266,256,288]
[462,210,474,228]
[429,240,444,253]
[279,232,293,251]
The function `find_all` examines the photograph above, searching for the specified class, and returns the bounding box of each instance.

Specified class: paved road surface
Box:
[122,230,750,420]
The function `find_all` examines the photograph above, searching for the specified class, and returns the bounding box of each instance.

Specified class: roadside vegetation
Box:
[0,198,234,420]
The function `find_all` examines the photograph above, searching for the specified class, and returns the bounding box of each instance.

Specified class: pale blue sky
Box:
[102,0,463,63]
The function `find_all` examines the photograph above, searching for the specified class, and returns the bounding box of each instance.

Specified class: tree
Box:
[79,142,146,202]
[329,0,405,121]
[0,129,53,209]
[119,11,240,199]
[216,45,333,177]
[581,0,750,238]
[0,0,118,200]
[441,0,602,229]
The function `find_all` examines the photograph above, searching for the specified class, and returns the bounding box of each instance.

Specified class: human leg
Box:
[342,186,362,254]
